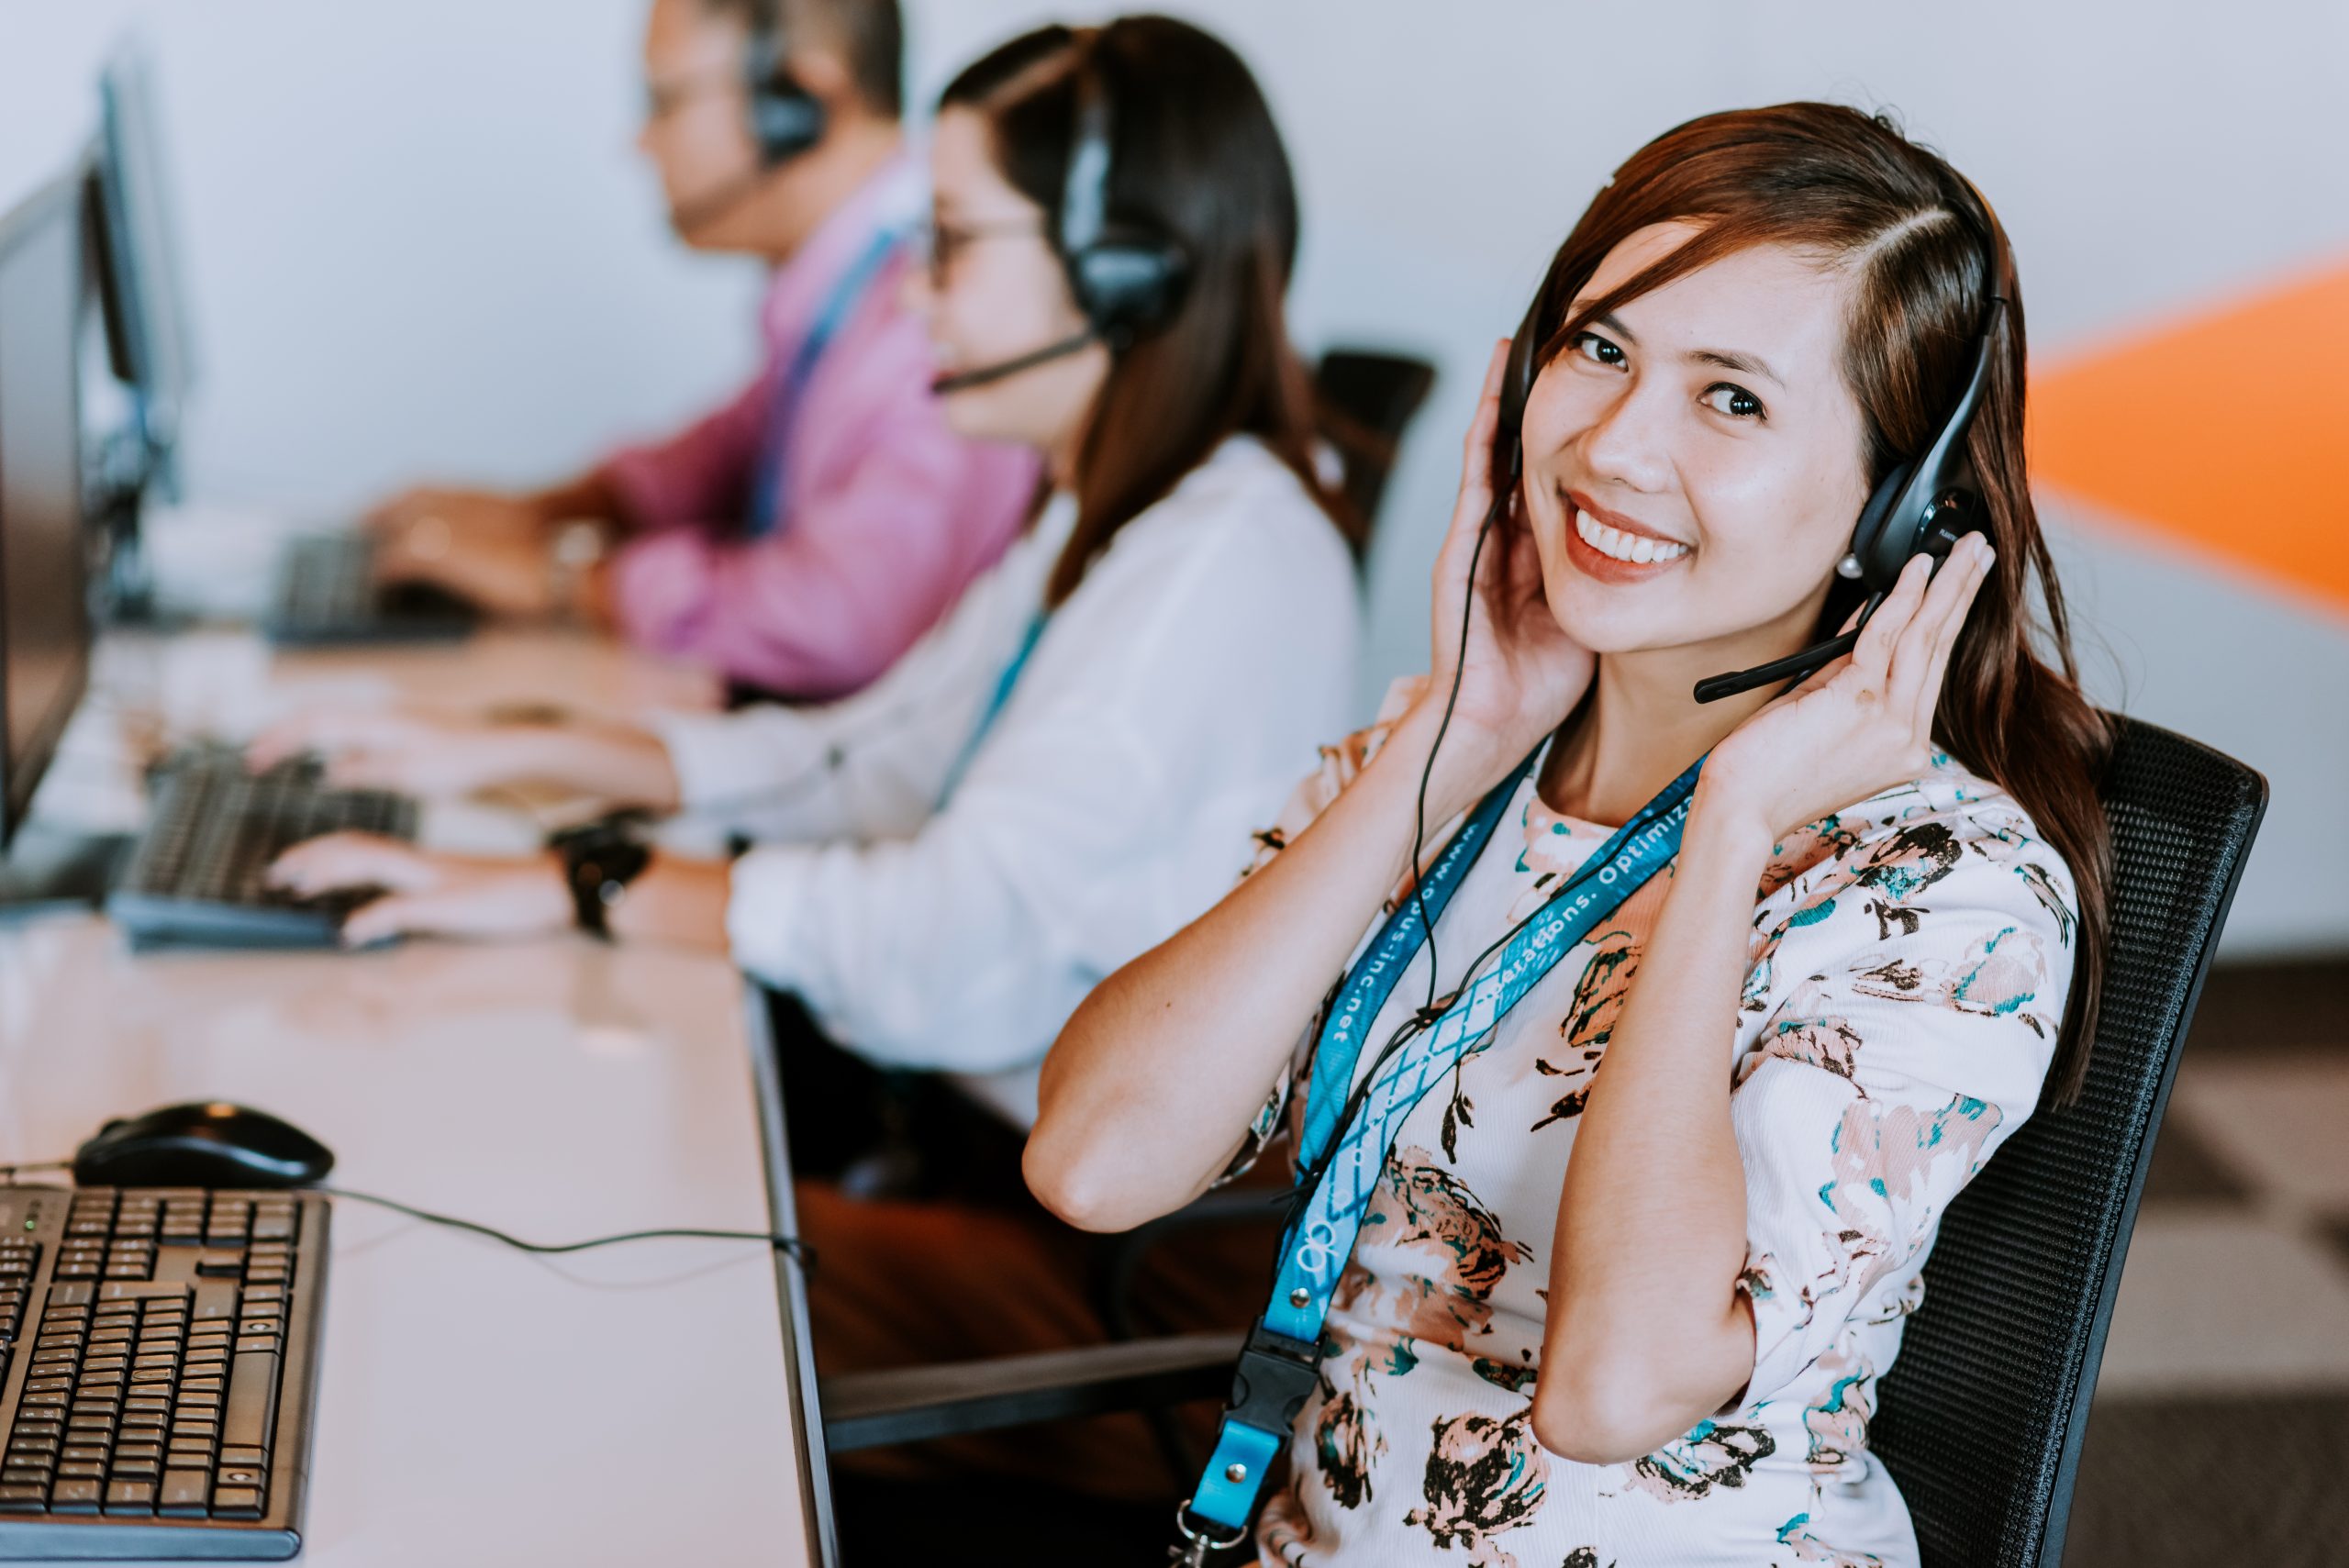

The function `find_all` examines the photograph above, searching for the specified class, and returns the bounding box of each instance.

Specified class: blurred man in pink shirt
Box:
[365,0,1038,699]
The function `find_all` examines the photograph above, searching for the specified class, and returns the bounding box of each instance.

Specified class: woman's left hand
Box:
[266,833,571,947]
[1698,533,1995,849]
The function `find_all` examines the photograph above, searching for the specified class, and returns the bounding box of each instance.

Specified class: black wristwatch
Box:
[551,815,652,940]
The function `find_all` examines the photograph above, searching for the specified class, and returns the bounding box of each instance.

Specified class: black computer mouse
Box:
[72,1103,334,1189]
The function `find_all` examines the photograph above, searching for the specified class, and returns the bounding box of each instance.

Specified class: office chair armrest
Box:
[1094,1186,1290,1340]
[821,1331,1241,1452]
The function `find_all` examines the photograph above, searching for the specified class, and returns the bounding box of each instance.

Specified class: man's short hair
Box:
[699,0,904,120]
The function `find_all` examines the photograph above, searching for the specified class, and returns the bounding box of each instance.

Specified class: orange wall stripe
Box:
[2027,258,2349,611]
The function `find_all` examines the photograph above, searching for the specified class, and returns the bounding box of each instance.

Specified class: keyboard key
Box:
[222,1351,280,1454]
[210,1485,262,1518]
[157,1468,208,1516]
[0,1483,43,1511]
[103,1480,155,1514]
[49,1477,100,1512]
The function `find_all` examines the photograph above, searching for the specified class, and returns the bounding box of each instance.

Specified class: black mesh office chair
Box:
[1868,717,2266,1566]
[1313,347,1436,538]
[823,717,2266,1564]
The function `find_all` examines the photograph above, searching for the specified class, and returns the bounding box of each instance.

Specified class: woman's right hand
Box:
[247,707,537,797]
[1408,339,1596,810]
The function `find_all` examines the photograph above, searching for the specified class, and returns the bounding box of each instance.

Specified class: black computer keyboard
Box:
[106,749,418,950]
[263,535,475,648]
[0,1185,327,1560]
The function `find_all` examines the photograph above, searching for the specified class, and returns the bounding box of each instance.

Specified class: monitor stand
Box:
[0,825,131,923]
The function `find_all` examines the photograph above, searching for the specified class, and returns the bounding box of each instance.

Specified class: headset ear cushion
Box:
[749,85,825,166]
[1849,461,1916,591]
[1068,239,1186,343]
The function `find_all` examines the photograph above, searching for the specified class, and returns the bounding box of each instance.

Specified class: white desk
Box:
[0,624,833,1566]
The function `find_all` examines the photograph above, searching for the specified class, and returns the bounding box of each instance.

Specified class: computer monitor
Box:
[90,40,195,501]
[0,168,95,851]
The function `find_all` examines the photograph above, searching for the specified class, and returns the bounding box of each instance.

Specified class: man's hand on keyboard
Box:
[263,835,571,947]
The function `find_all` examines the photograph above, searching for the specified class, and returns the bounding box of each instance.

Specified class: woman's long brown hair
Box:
[1502,103,2112,1102]
[939,17,1359,606]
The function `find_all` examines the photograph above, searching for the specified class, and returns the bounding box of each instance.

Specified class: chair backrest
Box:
[1313,348,1437,537]
[1870,716,2267,1568]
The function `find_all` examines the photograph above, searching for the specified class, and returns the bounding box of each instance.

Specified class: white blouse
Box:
[1230,686,2080,1568]
[651,436,1362,1125]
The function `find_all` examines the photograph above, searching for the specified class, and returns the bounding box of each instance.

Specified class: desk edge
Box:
[742,983,839,1568]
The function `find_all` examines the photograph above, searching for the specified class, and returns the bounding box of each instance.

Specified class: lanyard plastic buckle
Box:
[1226,1323,1319,1437]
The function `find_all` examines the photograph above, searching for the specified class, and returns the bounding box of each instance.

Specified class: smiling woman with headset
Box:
[1030,104,2112,1565]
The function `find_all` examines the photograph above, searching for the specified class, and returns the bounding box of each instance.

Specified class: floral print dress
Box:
[1229,693,2080,1568]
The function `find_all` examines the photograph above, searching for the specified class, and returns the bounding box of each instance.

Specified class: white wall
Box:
[1,0,2344,952]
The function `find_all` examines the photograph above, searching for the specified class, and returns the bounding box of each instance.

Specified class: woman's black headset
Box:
[1054,32,1188,348]
[1486,202,2012,703]
[928,29,1190,394]
[1397,200,2013,1008]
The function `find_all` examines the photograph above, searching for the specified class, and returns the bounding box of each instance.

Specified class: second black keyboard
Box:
[106,749,418,951]
[263,536,476,648]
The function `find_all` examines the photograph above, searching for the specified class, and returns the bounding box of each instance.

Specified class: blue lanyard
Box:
[934,610,1048,808]
[747,226,905,539]
[1185,750,1705,1535]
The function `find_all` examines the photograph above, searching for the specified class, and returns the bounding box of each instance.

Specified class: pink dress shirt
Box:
[598,156,1040,698]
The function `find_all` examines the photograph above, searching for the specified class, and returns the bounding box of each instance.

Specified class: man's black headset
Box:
[743,16,826,166]
[931,32,1189,394]
[668,6,829,232]
[1482,202,2011,704]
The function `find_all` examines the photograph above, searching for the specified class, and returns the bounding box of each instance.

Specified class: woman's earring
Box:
[1835,551,1865,580]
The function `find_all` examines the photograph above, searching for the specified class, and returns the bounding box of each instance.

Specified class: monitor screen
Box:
[94,41,194,496]
[0,170,94,847]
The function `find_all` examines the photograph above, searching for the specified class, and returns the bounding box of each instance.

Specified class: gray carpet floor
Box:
[2063,956,2349,1567]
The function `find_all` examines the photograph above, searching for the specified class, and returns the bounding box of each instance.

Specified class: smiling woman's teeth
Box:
[1575,506,1689,565]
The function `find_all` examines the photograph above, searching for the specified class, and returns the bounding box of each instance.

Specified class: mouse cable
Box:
[0,1166,810,1269]
[319,1185,813,1268]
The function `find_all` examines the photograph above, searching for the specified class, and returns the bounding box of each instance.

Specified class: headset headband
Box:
[744,2,826,168]
[1060,39,1113,261]
[1048,30,1187,348]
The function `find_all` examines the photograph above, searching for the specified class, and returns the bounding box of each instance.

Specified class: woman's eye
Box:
[1569,331,1626,370]
[1701,382,1765,419]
